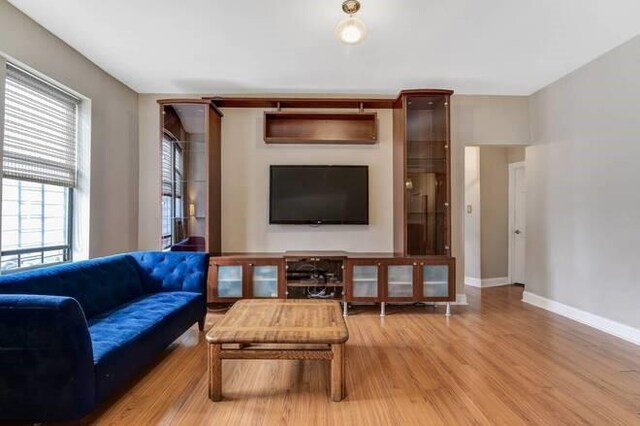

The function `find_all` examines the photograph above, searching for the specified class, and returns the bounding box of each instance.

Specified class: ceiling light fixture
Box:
[336,0,367,44]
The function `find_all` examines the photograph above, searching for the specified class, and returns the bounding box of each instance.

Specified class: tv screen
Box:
[269,165,369,225]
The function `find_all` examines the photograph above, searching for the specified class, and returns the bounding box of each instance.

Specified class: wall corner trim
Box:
[455,293,468,305]
[465,276,510,288]
[522,291,640,346]
[436,293,468,305]
[465,276,482,287]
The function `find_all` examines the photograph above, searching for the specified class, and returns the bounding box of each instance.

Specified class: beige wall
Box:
[527,34,640,329]
[0,0,139,258]
[464,145,527,284]
[451,95,530,293]
[479,146,509,279]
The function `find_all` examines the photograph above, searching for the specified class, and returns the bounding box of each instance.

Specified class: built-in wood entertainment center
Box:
[159,89,455,316]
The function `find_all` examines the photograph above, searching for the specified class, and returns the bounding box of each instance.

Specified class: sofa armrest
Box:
[0,295,95,421]
[130,251,210,294]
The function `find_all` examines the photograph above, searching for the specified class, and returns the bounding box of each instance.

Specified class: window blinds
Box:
[161,136,173,196]
[174,146,183,198]
[3,63,79,187]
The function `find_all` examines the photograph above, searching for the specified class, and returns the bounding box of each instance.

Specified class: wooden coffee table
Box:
[206,299,349,402]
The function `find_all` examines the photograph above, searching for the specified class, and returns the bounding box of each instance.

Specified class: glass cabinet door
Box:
[216,265,243,298]
[386,265,414,298]
[405,95,449,256]
[352,265,379,298]
[422,264,449,298]
[252,265,279,298]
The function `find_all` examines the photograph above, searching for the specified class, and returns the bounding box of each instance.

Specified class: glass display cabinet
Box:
[404,94,450,256]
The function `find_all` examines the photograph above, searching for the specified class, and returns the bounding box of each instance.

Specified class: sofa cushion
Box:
[88,291,204,401]
[0,255,146,319]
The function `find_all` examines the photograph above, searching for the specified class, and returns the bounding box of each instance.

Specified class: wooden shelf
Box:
[287,282,344,288]
[264,112,377,144]
[207,96,395,110]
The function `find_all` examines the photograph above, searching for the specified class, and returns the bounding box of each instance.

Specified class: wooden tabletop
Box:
[206,299,349,344]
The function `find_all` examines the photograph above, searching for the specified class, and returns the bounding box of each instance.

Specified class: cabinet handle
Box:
[413,262,417,266]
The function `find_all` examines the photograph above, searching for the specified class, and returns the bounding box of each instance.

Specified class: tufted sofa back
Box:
[0,251,209,320]
[0,255,145,319]
[129,251,209,294]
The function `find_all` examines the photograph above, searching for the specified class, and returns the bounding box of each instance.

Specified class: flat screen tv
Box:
[269,165,369,225]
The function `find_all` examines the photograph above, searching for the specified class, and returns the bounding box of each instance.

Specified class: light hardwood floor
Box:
[87,286,640,425]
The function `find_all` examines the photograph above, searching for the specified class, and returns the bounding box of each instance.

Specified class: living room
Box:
[1,0,640,424]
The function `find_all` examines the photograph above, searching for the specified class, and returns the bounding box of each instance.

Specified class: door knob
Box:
[515,229,521,235]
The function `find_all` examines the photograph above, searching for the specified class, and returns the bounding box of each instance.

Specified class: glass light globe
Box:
[336,16,367,44]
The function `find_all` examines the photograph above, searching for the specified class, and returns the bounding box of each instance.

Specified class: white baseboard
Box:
[465,276,511,288]
[522,291,640,346]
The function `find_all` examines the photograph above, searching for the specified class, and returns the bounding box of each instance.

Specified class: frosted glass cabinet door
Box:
[352,265,378,298]
[423,264,449,297]
[217,265,243,298]
[252,265,279,298]
[387,265,414,298]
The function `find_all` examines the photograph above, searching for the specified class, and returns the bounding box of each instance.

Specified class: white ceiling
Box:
[9,0,640,95]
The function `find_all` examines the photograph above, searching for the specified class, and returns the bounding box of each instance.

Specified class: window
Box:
[1,63,79,272]
[161,132,184,249]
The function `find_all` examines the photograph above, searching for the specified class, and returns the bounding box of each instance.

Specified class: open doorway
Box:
[464,145,526,288]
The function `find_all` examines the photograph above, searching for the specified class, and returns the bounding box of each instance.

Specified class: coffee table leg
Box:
[208,343,222,401]
[331,343,345,402]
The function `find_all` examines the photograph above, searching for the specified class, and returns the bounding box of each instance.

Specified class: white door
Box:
[509,163,526,284]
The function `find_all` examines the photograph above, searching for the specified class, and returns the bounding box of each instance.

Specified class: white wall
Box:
[0,0,139,258]
[527,34,640,329]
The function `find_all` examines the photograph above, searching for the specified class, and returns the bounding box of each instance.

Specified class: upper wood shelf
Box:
[207,96,394,110]
[205,90,453,110]
[264,112,377,144]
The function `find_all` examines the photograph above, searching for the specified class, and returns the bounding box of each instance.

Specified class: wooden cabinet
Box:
[391,89,456,306]
[345,256,455,304]
[158,99,222,254]
[208,258,285,303]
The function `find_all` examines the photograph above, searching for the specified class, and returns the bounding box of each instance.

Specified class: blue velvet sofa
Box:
[0,251,209,422]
